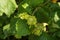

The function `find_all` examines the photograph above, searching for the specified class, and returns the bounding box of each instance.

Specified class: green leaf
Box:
[18,12,30,20]
[24,0,44,7]
[15,19,30,38]
[3,23,16,38]
[34,7,50,23]
[50,23,60,29]
[18,0,44,14]
[10,18,19,35]
[58,2,60,6]
[2,18,18,38]
[3,24,10,38]
[18,2,32,14]
[38,33,54,40]
[0,23,2,27]
[27,16,37,25]
[56,20,60,28]
[54,12,60,22]
[0,26,5,39]
[55,31,60,37]
[0,0,17,17]
[3,24,10,31]
[29,32,55,40]
[0,11,3,16]
[48,22,59,32]
[32,23,44,36]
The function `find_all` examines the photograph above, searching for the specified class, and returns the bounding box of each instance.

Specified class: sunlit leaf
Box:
[54,12,60,22]
[0,0,17,17]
